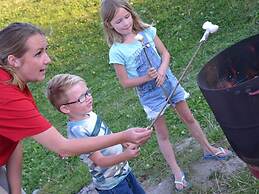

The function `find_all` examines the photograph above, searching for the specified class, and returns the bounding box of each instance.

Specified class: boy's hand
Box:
[124,127,152,145]
[123,142,139,149]
[123,145,140,160]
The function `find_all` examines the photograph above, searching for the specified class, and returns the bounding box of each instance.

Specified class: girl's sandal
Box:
[173,172,192,192]
[203,147,233,160]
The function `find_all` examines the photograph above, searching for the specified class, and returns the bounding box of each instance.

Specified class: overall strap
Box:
[91,115,111,136]
[91,115,102,136]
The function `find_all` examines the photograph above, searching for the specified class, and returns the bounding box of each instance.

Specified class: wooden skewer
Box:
[147,41,204,129]
[146,39,226,164]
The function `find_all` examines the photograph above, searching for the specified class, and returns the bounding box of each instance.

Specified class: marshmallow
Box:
[202,21,219,33]
[135,34,144,42]
[200,21,219,42]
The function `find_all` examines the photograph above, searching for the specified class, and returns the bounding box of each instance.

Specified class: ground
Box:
[77,137,247,194]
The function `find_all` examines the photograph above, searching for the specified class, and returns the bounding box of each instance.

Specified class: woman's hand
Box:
[124,127,152,145]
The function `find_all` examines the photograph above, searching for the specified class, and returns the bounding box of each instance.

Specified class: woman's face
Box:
[14,33,51,83]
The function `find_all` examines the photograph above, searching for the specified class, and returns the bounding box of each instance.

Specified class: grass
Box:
[1,0,259,193]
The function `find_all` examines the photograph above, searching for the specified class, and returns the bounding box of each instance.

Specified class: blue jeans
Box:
[96,172,145,194]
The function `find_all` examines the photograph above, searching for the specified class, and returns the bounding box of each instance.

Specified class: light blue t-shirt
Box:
[109,26,189,120]
[67,111,130,190]
[109,26,159,78]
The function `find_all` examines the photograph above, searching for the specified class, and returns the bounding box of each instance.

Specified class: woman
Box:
[0,22,152,194]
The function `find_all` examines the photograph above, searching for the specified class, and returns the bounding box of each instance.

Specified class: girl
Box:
[0,22,151,193]
[100,0,232,191]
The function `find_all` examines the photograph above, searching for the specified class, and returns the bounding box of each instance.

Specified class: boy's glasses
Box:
[63,89,91,105]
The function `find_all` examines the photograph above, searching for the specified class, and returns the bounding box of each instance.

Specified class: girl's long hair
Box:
[100,0,150,46]
[0,22,44,90]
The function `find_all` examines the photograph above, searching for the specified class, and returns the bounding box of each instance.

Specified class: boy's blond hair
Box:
[46,74,85,111]
[100,0,150,46]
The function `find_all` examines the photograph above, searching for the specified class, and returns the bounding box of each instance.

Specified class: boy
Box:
[46,74,145,194]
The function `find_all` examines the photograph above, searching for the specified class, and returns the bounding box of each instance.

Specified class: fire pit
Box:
[197,33,259,176]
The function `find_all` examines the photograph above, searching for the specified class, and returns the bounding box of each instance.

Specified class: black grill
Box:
[197,34,259,166]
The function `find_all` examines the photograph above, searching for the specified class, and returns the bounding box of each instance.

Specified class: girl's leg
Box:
[154,116,188,190]
[174,100,230,155]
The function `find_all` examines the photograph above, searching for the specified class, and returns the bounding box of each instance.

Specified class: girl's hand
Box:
[156,68,166,86]
[147,67,158,80]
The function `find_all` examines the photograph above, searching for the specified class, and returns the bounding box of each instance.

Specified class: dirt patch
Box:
[77,138,247,194]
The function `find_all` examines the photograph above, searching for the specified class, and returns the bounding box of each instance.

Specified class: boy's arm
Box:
[114,64,156,89]
[90,147,140,168]
[154,35,171,86]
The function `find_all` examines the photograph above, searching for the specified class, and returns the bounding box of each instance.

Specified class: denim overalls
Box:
[135,32,189,120]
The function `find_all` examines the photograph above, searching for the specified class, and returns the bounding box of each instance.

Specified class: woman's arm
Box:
[32,126,151,158]
[6,142,23,194]
[154,35,171,86]
[114,64,156,88]
[90,146,139,168]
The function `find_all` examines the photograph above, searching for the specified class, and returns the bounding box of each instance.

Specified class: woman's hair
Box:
[0,22,45,90]
[100,0,150,46]
[46,74,86,111]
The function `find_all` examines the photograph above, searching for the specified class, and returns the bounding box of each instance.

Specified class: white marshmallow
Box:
[200,21,219,42]
[135,34,144,42]
[202,21,219,33]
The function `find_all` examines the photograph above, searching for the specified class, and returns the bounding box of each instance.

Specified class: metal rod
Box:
[148,41,204,129]
[146,40,227,163]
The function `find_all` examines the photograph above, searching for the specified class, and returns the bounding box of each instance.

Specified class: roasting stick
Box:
[143,21,224,162]
[148,41,203,129]
[144,21,224,162]
[135,22,224,161]
[146,21,219,129]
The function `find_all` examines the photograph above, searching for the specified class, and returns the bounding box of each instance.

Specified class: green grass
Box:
[1,0,259,193]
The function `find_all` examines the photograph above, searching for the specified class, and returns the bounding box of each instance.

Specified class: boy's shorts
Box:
[138,73,189,120]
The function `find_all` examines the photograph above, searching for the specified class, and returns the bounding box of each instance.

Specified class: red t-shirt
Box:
[0,68,52,166]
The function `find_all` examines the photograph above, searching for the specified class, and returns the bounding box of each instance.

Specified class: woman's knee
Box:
[0,167,9,194]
